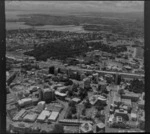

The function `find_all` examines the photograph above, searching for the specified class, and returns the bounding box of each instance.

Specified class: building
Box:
[98,81,107,92]
[83,78,91,89]
[18,98,32,107]
[37,110,51,122]
[57,86,68,93]
[80,122,93,133]
[7,104,18,119]
[37,101,46,111]
[46,103,63,113]
[72,98,81,104]
[131,113,137,121]
[121,92,140,102]
[48,111,59,122]
[89,95,106,106]
[55,91,67,100]
[13,109,27,121]
[121,99,132,107]
[10,122,32,133]
[7,93,17,105]
[23,112,38,122]
[96,122,105,132]
[28,86,38,93]
[42,88,55,103]
[114,109,129,121]
[113,93,121,106]
[138,99,144,110]
[59,119,93,126]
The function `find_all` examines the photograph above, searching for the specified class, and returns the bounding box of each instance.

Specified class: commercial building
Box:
[42,88,55,103]
[48,111,59,122]
[13,109,27,121]
[18,98,32,107]
[23,112,38,122]
[37,110,51,122]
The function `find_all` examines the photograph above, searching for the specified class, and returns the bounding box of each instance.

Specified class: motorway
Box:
[68,67,144,78]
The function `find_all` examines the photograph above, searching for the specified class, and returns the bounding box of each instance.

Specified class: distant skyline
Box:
[5,1,144,13]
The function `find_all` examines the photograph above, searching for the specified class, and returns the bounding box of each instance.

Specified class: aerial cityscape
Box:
[6,1,145,133]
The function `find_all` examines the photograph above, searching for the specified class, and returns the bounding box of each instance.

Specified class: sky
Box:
[5,1,144,13]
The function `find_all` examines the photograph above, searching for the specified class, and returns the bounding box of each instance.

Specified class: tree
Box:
[52,123,64,133]
[69,101,76,107]
[67,111,72,119]
[84,99,91,108]
[139,121,145,130]
[70,107,77,114]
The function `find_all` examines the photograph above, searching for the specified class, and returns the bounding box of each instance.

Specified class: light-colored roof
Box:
[131,113,137,118]
[37,110,51,121]
[55,91,67,97]
[48,111,59,121]
[38,101,45,105]
[23,113,38,122]
[96,122,105,128]
[72,98,81,102]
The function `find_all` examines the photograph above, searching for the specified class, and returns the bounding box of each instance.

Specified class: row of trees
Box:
[129,79,144,93]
